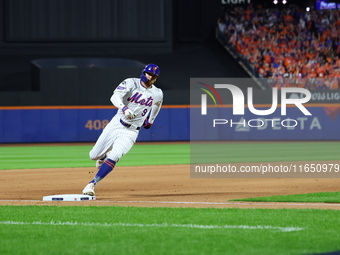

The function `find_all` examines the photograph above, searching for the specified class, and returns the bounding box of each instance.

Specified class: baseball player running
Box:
[82,63,163,196]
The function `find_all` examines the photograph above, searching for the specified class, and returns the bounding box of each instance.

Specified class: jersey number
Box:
[141,109,148,116]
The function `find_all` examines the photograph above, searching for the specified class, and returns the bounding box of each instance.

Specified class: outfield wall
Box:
[0,106,189,143]
[0,105,339,143]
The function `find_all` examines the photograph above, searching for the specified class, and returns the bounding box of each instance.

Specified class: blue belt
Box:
[120,119,141,130]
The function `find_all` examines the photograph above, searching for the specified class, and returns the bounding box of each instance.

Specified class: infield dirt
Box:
[1,164,340,209]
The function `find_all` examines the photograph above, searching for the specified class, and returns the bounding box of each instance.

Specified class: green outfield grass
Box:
[1,205,340,255]
[0,143,190,170]
[191,141,340,164]
[0,141,339,169]
[231,191,340,203]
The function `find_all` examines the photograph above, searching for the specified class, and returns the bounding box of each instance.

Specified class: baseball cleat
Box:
[82,183,95,196]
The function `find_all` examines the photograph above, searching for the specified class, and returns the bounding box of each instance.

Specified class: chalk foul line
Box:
[0,221,304,232]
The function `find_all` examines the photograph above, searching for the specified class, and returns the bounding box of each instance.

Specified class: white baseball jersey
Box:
[89,78,163,163]
[113,78,163,127]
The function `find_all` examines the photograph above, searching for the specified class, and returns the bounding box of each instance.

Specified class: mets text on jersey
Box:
[127,92,153,107]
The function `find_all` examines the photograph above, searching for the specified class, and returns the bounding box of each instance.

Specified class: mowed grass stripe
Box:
[0,143,190,169]
[0,142,338,169]
[231,191,340,203]
[1,206,340,255]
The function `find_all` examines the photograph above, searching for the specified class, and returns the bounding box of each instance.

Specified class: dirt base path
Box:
[1,164,340,209]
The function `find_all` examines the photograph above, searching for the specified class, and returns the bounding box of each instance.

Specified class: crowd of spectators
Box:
[218,4,340,89]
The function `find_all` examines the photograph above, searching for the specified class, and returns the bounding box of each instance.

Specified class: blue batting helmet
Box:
[140,63,160,82]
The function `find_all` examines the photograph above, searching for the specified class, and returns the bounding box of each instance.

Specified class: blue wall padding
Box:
[0,108,190,143]
[0,106,339,143]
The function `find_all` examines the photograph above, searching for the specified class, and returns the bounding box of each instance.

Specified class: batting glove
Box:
[122,106,135,119]
[143,117,153,129]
